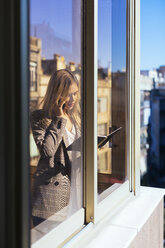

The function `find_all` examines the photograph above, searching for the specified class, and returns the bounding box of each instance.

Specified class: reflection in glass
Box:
[97,0,127,200]
[29,0,83,243]
[98,97,108,112]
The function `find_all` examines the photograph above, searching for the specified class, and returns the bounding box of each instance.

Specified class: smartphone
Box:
[58,98,61,105]
[58,98,66,108]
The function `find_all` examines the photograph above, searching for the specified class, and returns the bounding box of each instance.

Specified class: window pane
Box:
[97,0,127,200]
[29,0,83,243]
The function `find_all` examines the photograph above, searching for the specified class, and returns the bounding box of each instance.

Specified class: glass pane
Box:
[97,0,127,201]
[29,0,83,242]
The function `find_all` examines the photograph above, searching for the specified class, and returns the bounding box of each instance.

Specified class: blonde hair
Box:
[41,69,81,128]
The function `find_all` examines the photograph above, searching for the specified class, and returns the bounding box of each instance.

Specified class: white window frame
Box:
[84,0,140,224]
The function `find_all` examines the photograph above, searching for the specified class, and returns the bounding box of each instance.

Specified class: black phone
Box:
[58,98,61,105]
[58,98,66,108]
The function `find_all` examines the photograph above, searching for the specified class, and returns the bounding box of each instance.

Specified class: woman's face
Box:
[64,82,79,110]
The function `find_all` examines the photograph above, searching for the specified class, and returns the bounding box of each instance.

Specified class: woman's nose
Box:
[70,94,73,101]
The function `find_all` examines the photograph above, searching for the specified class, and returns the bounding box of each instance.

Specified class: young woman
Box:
[30,69,82,226]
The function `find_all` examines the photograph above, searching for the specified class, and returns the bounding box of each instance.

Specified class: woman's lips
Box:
[68,102,74,107]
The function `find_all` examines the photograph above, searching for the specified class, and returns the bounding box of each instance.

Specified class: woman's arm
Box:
[30,111,67,157]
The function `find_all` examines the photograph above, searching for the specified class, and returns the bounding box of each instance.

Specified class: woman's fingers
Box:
[53,97,67,118]
[57,97,65,108]
[53,98,66,117]
[59,99,66,109]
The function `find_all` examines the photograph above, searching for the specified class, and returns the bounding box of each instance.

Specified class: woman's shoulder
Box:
[30,109,52,128]
[30,109,45,120]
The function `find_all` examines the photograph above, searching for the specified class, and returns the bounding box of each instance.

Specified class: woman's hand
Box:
[53,98,67,119]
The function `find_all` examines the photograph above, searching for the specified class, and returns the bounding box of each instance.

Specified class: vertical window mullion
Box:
[131,0,135,194]
[84,0,98,223]
[127,0,133,193]
[129,0,140,194]
[134,0,140,194]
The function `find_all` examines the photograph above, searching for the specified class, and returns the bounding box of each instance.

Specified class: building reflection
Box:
[97,67,112,193]
[29,36,127,194]
[98,69,126,195]
[29,36,81,172]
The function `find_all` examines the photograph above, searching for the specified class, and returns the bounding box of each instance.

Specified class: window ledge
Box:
[63,186,165,248]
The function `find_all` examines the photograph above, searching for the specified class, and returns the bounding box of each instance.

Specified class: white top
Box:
[65,124,82,217]
[65,125,76,145]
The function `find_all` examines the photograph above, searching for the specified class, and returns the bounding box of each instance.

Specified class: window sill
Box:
[63,186,165,248]
[31,208,84,248]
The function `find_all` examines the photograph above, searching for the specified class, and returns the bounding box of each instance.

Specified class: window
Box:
[0,0,140,246]
[97,0,128,201]
[29,0,84,246]
[30,62,37,92]
[28,0,140,246]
